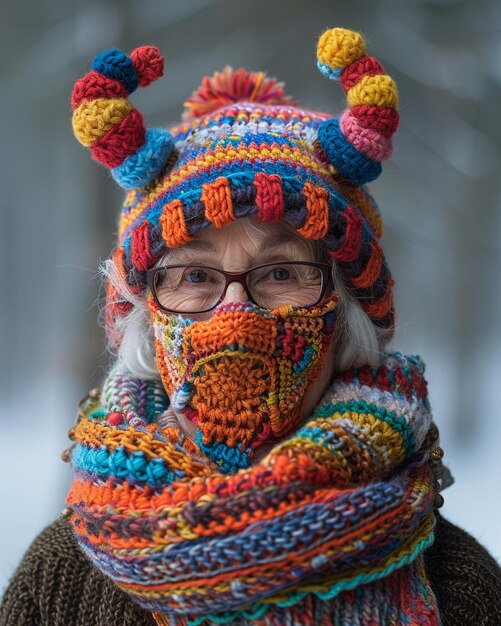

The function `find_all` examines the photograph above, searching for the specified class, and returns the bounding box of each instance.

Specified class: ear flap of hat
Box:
[316,28,399,185]
[71,46,174,190]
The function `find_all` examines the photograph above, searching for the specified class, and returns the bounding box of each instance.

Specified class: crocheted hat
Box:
[71,28,399,345]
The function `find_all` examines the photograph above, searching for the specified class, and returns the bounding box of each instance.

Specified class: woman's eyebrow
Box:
[257,234,312,255]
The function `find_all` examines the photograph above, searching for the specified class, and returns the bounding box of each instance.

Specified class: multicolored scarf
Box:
[66,352,441,625]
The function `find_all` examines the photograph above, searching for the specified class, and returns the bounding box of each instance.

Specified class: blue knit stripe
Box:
[318,118,382,185]
[112,128,174,190]
[317,60,343,81]
[196,430,251,473]
[72,443,185,486]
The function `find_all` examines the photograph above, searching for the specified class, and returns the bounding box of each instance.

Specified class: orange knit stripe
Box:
[66,448,334,513]
[363,277,394,318]
[201,177,234,228]
[152,613,172,626]
[350,240,383,289]
[67,477,210,512]
[68,483,327,552]
[159,199,192,248]
[73,420,208,475]
[187,312,277,355]
[297,182,330,239]
[119,143,336,237]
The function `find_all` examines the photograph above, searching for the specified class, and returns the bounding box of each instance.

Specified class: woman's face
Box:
[158,215,337,461]
[162,215,326,315]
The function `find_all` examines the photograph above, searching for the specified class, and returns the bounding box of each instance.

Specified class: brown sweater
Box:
[1,514,500,626]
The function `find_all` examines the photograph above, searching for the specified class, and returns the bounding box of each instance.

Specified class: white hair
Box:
[100,243,390,379]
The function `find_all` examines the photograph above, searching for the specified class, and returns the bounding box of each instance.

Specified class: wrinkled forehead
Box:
[162,216,324,263]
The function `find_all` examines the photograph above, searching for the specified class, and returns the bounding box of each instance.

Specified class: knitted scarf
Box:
[66,352,441,625]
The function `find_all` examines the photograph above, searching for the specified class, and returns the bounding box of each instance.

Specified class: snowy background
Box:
[1,0,500,592]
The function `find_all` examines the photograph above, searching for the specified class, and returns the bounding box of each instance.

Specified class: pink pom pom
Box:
[130,46,164,87]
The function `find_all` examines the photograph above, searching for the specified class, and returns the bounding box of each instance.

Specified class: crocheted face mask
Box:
[151,296,338,472]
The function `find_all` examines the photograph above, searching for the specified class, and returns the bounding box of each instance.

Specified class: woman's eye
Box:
[269,267,291,281]
[185,269,208,283]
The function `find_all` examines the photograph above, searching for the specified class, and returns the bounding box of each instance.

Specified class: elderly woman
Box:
[1,27,500,626]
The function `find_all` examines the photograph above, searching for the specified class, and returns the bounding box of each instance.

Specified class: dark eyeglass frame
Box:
[146,261,332,314]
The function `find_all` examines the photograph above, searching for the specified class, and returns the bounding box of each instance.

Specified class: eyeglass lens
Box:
[153,263,326,313]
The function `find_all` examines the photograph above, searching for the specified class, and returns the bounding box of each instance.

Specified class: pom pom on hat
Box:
[183,66,296,120]
[71,46,173,190]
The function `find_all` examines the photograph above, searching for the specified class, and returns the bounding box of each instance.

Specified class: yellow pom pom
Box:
[72,98,133,147]
[317,28,365,72]
[347,75,398,109]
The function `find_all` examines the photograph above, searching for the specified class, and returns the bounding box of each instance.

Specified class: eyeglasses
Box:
[147,261,332,314]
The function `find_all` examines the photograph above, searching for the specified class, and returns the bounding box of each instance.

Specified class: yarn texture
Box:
[4,512,501,625]
[152,298,338,472]
[71,28,399,345]
[65,353,442,625]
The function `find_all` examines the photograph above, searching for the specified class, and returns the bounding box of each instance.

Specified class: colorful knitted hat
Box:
[71,28,399,345]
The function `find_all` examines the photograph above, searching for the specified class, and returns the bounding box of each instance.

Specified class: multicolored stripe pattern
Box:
[66,353,440,624]
[71,28,399,342]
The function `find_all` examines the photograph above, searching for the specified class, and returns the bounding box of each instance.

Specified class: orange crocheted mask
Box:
[151,297,338,472]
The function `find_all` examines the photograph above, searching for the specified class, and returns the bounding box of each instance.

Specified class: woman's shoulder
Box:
[425,513,501,626]
[0,517,155,626]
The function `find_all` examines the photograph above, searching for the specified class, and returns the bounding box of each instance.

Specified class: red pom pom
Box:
[71,71,127,110]
[183,66,296,120]
[107,411,123,426]
[130,46,164,87]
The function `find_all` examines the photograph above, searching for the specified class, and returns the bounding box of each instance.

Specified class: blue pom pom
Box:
[112,129,174,189]
[92,48,139,94]
[318,118,382,185]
